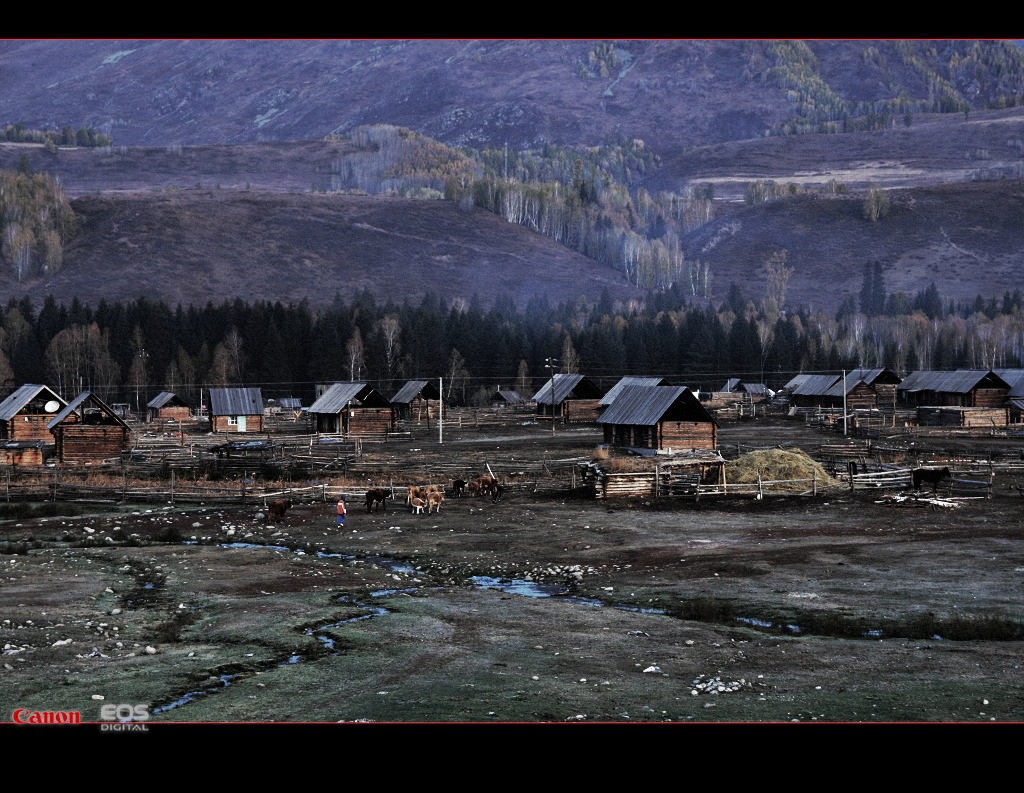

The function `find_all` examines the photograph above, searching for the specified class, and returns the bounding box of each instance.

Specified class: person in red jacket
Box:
[337,497,347,527]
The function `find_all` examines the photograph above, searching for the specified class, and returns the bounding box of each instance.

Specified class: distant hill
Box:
[4,39,1023,158]
[678,180,1024,312]
[1,189,643,310]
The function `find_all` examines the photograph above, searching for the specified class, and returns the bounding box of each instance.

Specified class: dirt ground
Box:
[2,418,1023,726]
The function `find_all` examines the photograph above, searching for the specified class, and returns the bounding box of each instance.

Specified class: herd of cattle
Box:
[366,475,504,515]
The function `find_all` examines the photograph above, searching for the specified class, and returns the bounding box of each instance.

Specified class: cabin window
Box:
[227,416,237,426]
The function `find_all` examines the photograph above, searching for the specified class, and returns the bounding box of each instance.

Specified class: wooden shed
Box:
[209,387,265,433]
[146,391,192,423]
[789,374,843,408]
[309,382,393,436]
[825,368,901,411]
[597,385,718,451]
[532,373,603,423]
[390,380,441,421]
[47,392,131,464]
[0,384,67,465]
[897,370,1011,408]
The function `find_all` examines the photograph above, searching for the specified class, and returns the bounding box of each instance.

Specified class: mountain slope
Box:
[4,39,1023,157]
[3,189,643,309]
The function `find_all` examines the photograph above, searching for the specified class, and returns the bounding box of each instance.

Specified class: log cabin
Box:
[47,391,131,464]
[309,382,393,435]
[0,384,67,465]
[208,387,265,433]
[532,373,603,423]
[146,391,192,423]
[597,384,717,451]
[390,380,441,422]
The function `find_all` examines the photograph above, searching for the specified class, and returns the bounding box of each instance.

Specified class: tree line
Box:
[1,278,1021,414]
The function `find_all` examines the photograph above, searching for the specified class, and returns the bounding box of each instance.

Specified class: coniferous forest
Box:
[3,267,1022,413]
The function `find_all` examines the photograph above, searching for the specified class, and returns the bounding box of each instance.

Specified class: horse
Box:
[912,467,952,494]
[366,488,390,513]
[268,499,292,522]
[490,483,504,503]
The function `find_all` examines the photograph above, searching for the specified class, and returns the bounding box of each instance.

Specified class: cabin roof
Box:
[147,391,189,409]
[897,370,1010,394]
[532,374,601,405]
[47,391,129,430]
[599,376,669,406]
[0,384,66,421]
[309,382,390,413]
[390,380,440,405]
[597,385,715,426]
[208,387,265,416]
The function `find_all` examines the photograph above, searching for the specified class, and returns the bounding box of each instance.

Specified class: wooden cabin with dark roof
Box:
[309,382,393,435]
[390,380,441,422]
[532,374,603,423]
[47,392,131,464]
[209,387,265,433]
[0,385,67,465]
[824,368,902,411]
[146,391,192,423]
[897,370,1011,408]
[597,385,718,452]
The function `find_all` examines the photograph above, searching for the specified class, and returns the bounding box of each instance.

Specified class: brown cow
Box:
[406,485,426,504]
[410,497,427,515]
[467,480,482,497]
[268,499,292,522]
[427,491,444,514]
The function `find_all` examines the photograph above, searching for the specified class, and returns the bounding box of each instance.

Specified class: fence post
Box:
[812,469,817,496]
[756,469,763,500]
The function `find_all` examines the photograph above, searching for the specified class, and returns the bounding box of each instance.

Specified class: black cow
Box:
[366,488,390,513]
[912,467,952,494]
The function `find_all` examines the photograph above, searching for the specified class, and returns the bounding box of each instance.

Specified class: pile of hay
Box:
[725,448,838,493]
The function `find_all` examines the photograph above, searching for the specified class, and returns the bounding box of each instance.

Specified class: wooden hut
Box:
[897,370,1011,408]
[0,384,67,465]
[532,373,603,423]
[146,391,192,423]
[309,382,393,435]
[390,380,441,421]
[789,374,843,408]
[490,388,528,409]
[597,385,718,451]
[208,387,265,433]
[47,392,131,464]
[824,368,901,410]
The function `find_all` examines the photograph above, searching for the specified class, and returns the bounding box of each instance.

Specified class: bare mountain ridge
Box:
[4,39,1022,156]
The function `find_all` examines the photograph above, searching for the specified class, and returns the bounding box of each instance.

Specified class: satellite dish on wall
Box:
[44,400,60,413]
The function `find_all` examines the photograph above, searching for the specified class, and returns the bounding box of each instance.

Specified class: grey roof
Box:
[897,370,1010,395]
[782,373,812,391]
[209,387,264,416]
[496,389,526,404]
[309,382,389,413]
[824,368,896,398]
[996,369,1024,398]
[0,384,66,421]
[532,374,600,405]
[792,374,843,397]
[147,391,188,409]
[279,397,302,409]
[597,385,714,426]
[599,376,669,406]
[721,378,741,392]
[390,380,440,404]
[47,391,129,430]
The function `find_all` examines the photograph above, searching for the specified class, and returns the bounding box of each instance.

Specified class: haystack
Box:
[724,448,838,493]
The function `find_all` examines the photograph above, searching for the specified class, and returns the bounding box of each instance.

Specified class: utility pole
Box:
[545,357,560,436]
[439,376,443,445]
[842,369,848,437]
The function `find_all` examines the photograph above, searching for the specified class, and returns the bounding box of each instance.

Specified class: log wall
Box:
[212,414,265,433]
[55,425,129,463]
[349,408,393,436]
